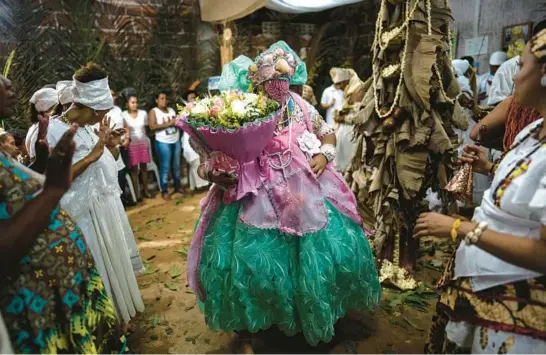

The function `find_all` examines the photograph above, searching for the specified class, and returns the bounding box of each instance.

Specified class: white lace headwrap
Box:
[56,80,73,105]
[29,88,58,112]
[72,76,113,111]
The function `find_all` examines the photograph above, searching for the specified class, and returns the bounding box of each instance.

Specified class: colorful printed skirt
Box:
[425,255,546,354]
[198,199,381,346]
[127,138,150,167]
[0,209,129,354]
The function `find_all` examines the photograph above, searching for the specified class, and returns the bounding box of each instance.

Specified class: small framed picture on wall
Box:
[502,22,533,59]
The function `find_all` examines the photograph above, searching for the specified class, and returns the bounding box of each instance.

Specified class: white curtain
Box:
[200,0,364,21]
[266,0,364,13]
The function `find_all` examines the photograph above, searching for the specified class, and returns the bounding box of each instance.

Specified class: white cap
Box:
[29,88,58,113]
[452,59,470,77]
[489,51,507,66]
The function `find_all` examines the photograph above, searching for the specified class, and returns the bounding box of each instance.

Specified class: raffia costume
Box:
[346,0,467,289]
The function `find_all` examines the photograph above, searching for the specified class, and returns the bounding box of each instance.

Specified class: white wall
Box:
[450,0,544,74]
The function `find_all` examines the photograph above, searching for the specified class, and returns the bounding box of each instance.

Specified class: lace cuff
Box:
[320,143,336,163]
[311,112,335,138]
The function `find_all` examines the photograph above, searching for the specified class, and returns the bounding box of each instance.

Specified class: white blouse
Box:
[122,110,148,140]
[455,119,545,291]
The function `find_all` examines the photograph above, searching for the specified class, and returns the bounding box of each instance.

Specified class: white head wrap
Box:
[452,59,471,77]
[330,68,351,84]
[29,88,58,113]
[56,80,73,105]
[487,55,520,105]
[489,51,507,66]
[72,76,113,111]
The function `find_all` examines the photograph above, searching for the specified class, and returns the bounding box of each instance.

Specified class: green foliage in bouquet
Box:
[178,91,280,130]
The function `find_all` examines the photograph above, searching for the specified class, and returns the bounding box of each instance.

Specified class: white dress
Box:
[448,119,546,353]
[335,123,358,172]
[47,118,145,324]
[182,132,209,190]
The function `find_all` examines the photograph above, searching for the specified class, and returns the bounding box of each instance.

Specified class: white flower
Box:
[297,130,321,156]
[231,100,246,115]
[190,103,207,116]
[243,93,258,103]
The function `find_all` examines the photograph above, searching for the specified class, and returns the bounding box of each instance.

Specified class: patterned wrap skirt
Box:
[425,254,546,354]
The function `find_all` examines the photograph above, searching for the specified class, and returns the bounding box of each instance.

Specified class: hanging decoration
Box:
[346,0,468,290]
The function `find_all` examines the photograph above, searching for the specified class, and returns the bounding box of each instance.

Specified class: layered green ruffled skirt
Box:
[198,200,381,345]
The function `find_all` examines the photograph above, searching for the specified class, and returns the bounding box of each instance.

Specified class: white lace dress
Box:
[47,119,145,323]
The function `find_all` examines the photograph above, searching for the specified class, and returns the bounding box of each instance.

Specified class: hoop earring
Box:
[541,76,546,87]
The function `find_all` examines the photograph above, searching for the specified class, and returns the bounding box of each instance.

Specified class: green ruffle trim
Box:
[198,200,381,345]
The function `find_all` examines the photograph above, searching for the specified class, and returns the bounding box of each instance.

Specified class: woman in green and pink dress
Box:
[186,42,381,352]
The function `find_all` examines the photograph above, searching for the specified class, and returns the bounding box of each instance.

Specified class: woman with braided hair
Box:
[186,42,380,353]
[415,19,546,354]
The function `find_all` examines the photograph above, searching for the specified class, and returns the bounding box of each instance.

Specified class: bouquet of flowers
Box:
[175,90,282,202]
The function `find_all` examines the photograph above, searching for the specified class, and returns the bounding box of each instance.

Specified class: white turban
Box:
[29,88,58,113]
[330,68,351,84]
[72,76,113,111]
[452,59,471,77]
[56,80,73,105]
[489,51,507,66]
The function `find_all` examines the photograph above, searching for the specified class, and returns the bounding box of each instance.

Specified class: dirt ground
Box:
[126,193,451,354]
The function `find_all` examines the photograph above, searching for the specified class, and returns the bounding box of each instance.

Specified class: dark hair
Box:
[532,19,546,63]
[460,56,474,67]
[183,90,197,102]
[8,129,26,146]
[74,62,107,83]
[29,103,39,123]
[153,90,168,102]
[53,103,64,116]
[533,19,546,37]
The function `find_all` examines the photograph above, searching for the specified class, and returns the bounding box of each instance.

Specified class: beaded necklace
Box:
[492,121,546,207]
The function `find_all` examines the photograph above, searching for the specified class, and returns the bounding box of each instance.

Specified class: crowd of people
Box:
[0,14,545,355]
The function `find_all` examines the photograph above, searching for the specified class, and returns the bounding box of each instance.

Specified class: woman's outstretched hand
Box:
[458,145,493,175]
[45,124,77,192]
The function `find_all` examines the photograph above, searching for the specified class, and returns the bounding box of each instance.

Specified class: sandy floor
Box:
[126,192,448,354]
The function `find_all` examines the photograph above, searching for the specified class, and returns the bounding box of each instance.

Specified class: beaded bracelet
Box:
[451,219,461,242]
[464,221,488,245]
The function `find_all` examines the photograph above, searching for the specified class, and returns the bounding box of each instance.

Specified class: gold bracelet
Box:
[451,219,461,242]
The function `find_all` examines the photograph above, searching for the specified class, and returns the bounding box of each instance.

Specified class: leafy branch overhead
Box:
[0,0,207,128]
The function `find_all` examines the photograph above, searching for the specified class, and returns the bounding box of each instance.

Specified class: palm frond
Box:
[3,49,15,77]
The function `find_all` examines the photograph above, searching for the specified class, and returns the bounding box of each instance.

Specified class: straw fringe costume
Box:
[346,0,467,289]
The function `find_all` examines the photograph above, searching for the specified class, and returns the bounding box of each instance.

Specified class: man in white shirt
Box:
[320,68,349,125]
[487,55,520,106]
[477,51,507,105]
